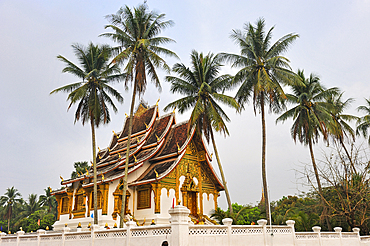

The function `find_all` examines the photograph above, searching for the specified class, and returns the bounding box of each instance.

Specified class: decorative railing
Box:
[0,206,368,246]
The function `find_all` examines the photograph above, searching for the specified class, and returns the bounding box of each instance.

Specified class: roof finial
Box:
[98,147,101,152]
[136,137,140,143]
[134,154,137,162]
[101,172,105,181]
[177,142,180,151]
[118,153,121,159]
[155,134,160,141]
[156,98,160,106]
[154,169,159,178]
[144,122,149,129]
[173,106,176,114]
[60,176,64,182]
[85,168,89,175]
[125,113,129,118]
[108,147,111,152]
[112,130,119,139]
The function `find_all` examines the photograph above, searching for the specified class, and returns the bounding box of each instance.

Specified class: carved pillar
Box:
[151,183,162,214]
[198,163,203,215]
[101,184,109,215]
[213,191,218,210]
[67,191,73,219]
[175,167,179,204]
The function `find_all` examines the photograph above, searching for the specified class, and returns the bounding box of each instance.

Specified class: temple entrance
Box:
[181,173,199,217]
[188,191,197,216]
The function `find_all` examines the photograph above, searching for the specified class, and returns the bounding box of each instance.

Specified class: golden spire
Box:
[156,98,160,106]
[60,176,64,182]
[113,130,119,139]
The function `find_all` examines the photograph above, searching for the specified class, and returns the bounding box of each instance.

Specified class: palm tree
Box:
[39,187,57,216]
[0,187,21,231]
[50,42,124,224]
[356,98,370,145]
[276,69,338,229]
[164,50,239,214]
[325,93,358,172]
[219,18,299,220]
[71,161,89,179]
[101,4,178,227]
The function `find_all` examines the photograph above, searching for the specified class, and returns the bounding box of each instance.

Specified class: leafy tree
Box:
[272,195,320,231]
[311,145,370,234]
[211,203,261,225]
[164,50,239,213]
[356,98,370,145]
[219,18,299,220]
[276,69,338,229]
[50,42,124,224]
[0,186,21,231]
[101,4,178,227]
[71,161,89,179]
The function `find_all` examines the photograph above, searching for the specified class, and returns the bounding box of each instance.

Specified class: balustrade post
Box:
[352,227,361,246]
[126,221,136,246]
[222,218,233,246]
[16,230,24,246]
[258,219,268,246]
[334,227,342,246]
[286,220,296,246]
[90,224,100,246]
[62,226,70,246]
[36,229,45,246]
[169,205,190,246]
[312,226,322,246]
[0,232,6,246]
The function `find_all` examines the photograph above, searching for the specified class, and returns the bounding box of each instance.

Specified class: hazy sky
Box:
[1,0,370,209]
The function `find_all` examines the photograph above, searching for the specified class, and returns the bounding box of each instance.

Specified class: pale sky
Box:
[1,0,370,209]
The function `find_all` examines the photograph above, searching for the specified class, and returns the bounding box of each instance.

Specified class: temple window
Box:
[137,187,151,209]
[74,194,85,211]
[61,197,69,214]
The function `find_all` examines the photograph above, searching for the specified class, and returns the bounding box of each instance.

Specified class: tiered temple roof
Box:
[53,103,223,195]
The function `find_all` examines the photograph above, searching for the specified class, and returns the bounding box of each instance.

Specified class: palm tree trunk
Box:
[120,84,137,228]
[210,128,233,214]
[91,118,98,225]
[308,138,331,230]
[260,96,270,222]
[339,139,356,174]
[7,216,10,232]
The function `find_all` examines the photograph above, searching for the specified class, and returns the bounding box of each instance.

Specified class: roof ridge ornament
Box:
[177,142,180,152]
[134,154,137,162]
[125,113,129,118]
[156,98,160,106]
[112,130,119,139]
[155,134,160,142]
[144,122,149,129]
